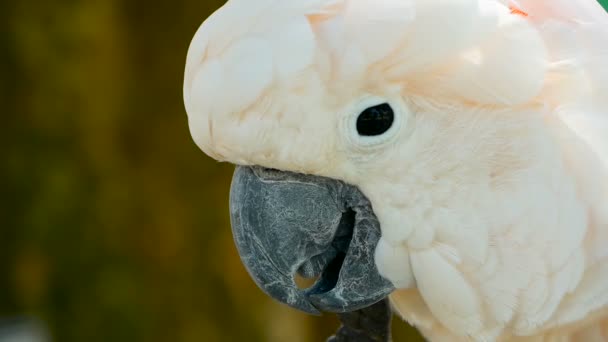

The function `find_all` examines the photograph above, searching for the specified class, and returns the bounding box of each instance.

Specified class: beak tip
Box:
[284,293,323,316]
[305,278,395,313]
[257,278,322,315]
[306,292,385,314]
[286,300,322,316]
[284,296,323,315]
[306,293,345,313]
[307,307,323,316]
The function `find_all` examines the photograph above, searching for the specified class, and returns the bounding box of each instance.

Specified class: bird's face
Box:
[184,1,411,312]
[185,51,406,313]
[184,0,548,314]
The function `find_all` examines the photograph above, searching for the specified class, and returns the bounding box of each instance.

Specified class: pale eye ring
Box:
[341,95,407,150]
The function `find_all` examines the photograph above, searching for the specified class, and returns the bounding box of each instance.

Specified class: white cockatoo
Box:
[183,0,608,340]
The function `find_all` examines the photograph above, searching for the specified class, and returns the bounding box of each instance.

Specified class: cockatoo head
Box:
[184,0,550,314]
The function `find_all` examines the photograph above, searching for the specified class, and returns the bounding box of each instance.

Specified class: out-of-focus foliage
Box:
[0,1,427,341]
[2,1,607,341]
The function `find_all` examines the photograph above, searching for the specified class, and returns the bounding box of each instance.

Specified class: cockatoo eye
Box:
[341,96,406,150]
[356,103,395,136]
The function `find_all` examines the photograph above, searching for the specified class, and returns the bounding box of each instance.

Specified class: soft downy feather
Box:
[389,1,608,340]
[183,0,608,340]
[522,0,608,167]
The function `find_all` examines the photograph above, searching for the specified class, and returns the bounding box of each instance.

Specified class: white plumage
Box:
[184,0,608,340]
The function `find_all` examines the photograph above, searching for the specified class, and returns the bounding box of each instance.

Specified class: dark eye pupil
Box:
[356,103,394,136]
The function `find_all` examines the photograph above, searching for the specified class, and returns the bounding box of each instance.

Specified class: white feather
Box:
[184,0,608,340]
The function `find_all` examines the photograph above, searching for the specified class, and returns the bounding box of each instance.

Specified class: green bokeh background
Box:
[1,1,607,341]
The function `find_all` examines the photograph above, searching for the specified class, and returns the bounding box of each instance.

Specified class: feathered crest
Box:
[525,0,608,168]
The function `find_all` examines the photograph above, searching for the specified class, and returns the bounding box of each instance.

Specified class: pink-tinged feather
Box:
[184,0,608,340]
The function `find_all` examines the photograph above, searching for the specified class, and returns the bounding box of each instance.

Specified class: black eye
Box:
[356,103,395,136]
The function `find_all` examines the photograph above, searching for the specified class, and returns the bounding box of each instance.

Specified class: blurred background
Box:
[1,1,607,342]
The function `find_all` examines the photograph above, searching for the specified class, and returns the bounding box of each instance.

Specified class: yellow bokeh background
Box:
[3,1,607,341]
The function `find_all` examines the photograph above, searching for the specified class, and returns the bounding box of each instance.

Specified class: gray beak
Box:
[229,166,394,314]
